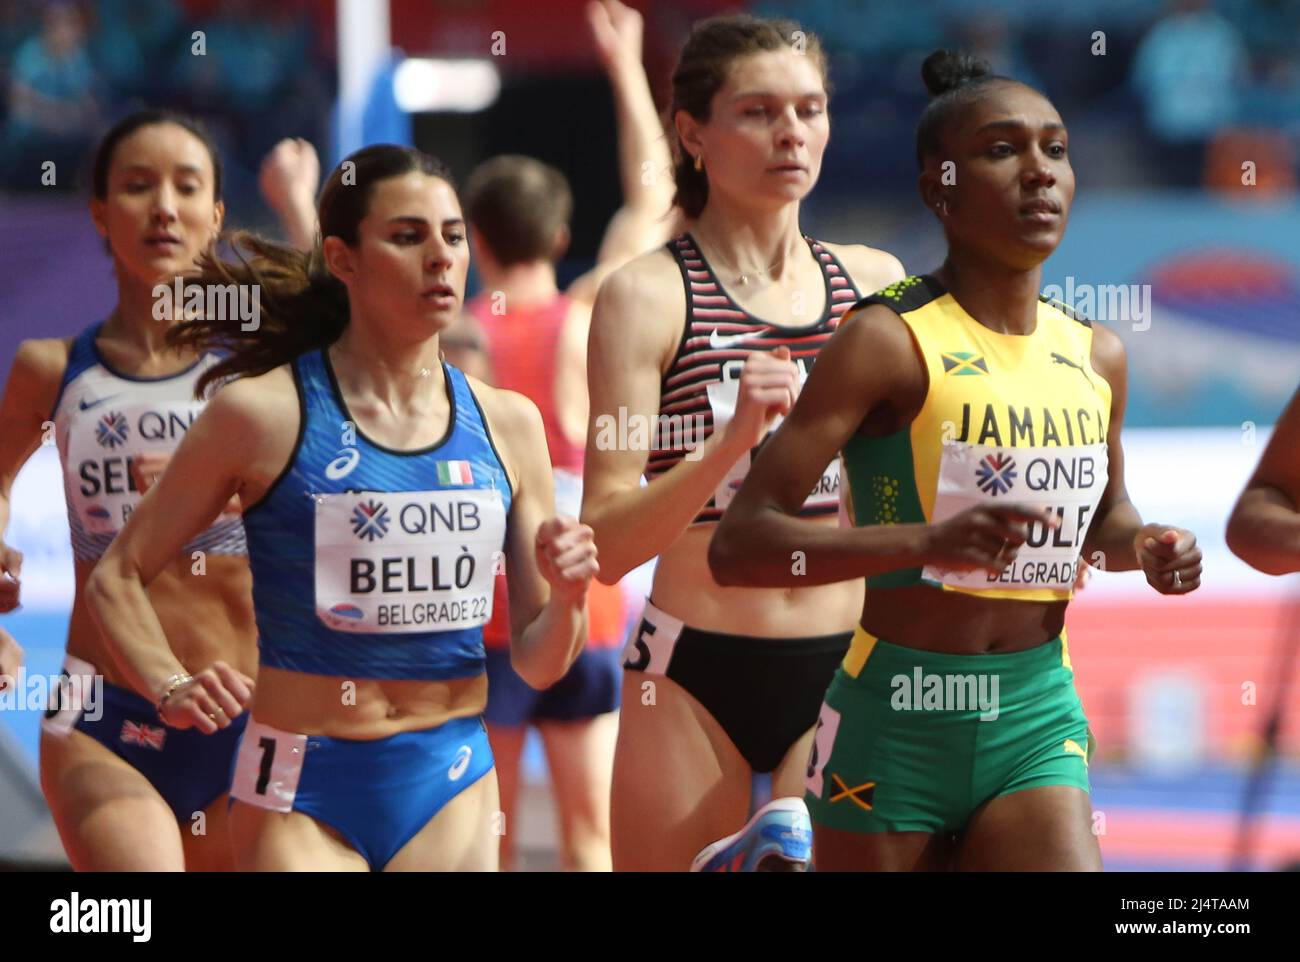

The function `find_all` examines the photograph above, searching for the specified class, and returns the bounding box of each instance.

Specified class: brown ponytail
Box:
[170,233,350,397]
[167,144,455,397]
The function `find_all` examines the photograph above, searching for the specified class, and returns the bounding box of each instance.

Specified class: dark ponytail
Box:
[168,145,455,397]
[669,14,829,219]
[916,50,1023,167]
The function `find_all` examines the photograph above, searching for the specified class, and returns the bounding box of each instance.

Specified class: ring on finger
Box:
[1172,570,1182,588]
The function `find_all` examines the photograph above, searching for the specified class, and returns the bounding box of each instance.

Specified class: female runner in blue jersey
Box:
[0,111,255,871]
[86,144,599,871]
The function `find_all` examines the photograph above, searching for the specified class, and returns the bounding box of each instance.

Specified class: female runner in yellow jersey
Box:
[710,51,1202,871]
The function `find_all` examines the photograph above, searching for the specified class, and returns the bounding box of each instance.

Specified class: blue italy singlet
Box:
[242,349,513,681]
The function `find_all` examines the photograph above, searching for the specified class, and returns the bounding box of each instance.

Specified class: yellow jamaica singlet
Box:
[843,275,1113,602]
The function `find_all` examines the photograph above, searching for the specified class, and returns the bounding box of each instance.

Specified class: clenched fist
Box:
[535,516,599,605]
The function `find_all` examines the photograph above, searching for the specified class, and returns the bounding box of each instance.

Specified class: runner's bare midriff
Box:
[650,518,863,638]
[250,667,488,739]
[66,554,257,689]
[863,585,1068,655]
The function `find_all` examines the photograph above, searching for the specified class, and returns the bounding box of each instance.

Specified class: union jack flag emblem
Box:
[120,719,167,750]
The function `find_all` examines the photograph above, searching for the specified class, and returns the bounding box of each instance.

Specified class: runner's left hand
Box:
[1135,525,1201,595]
[535,516,599,605]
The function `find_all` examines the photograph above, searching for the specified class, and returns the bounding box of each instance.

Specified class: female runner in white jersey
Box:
[85,144,598,871]
[581,14,905,871]
[0,111,254,871]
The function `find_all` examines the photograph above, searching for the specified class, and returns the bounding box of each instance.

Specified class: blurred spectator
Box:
[87,0,183,99]
[171,0,325,219]
[1204,128,1295,197]
[0,1,40,104]
[3,1,99,187]
[179,0,289,115]
[754,0,942,58]
[1131,0,1248,186]
[953,13,1044,93]
[1221,0,1300,67]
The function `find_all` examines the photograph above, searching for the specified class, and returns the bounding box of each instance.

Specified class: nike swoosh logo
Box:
[708,327,758,350]
[79,394,123,411]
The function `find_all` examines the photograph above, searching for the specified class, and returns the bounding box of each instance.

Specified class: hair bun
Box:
[921,50,992,97]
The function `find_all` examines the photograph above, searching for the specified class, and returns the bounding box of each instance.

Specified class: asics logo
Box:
[708,327,757,351]
[448,745,472,781]
[324,447,360,480]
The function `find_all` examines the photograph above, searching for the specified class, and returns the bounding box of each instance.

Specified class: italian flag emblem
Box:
[436,460,474,486]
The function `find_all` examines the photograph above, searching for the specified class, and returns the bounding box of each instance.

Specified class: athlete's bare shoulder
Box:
[203,364,298,441]
[11,336,73,390]
[820,241,906,297]
[463,375,541,433]
[461,374,544,495]
[200,364,302,506]
[1087,320,1127,389]
[589,245,685,373]
[5,337,73,425]
[599,244,683,313]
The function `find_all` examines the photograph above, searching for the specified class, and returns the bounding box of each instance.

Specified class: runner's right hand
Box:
[723,346,801,453]
[923,504,1058,576]
[0,627,23,690]
[158,661,255,734]
[0,542,22,613]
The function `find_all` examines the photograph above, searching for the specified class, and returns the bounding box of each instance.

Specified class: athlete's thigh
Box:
[41,729,185,872]
[771,722,817,800]
[611,671,749,871]
[955,785,1101,871]
[180,793,237,872]
[485,723,527,825]
[485,722,527,867]
[384,768,501,872]
[538,712,618,868]
[227,799,369,871]
[813,824,954,872]
[538,712,617,828]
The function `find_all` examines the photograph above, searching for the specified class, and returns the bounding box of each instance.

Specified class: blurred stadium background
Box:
[1,0,1298,871]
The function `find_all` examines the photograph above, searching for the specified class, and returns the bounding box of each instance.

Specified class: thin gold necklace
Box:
[332,342,438,381]
[693,231,802,286]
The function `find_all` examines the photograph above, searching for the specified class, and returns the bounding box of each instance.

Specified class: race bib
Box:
[705,360,839,512]
[922,441,1108,592]
[64,400,206,535]
[314,487,507,633]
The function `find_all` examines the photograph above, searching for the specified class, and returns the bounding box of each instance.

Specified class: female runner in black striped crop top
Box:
[581,13,906,872]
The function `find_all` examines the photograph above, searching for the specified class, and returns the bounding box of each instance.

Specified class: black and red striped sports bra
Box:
[645,232,863,524]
